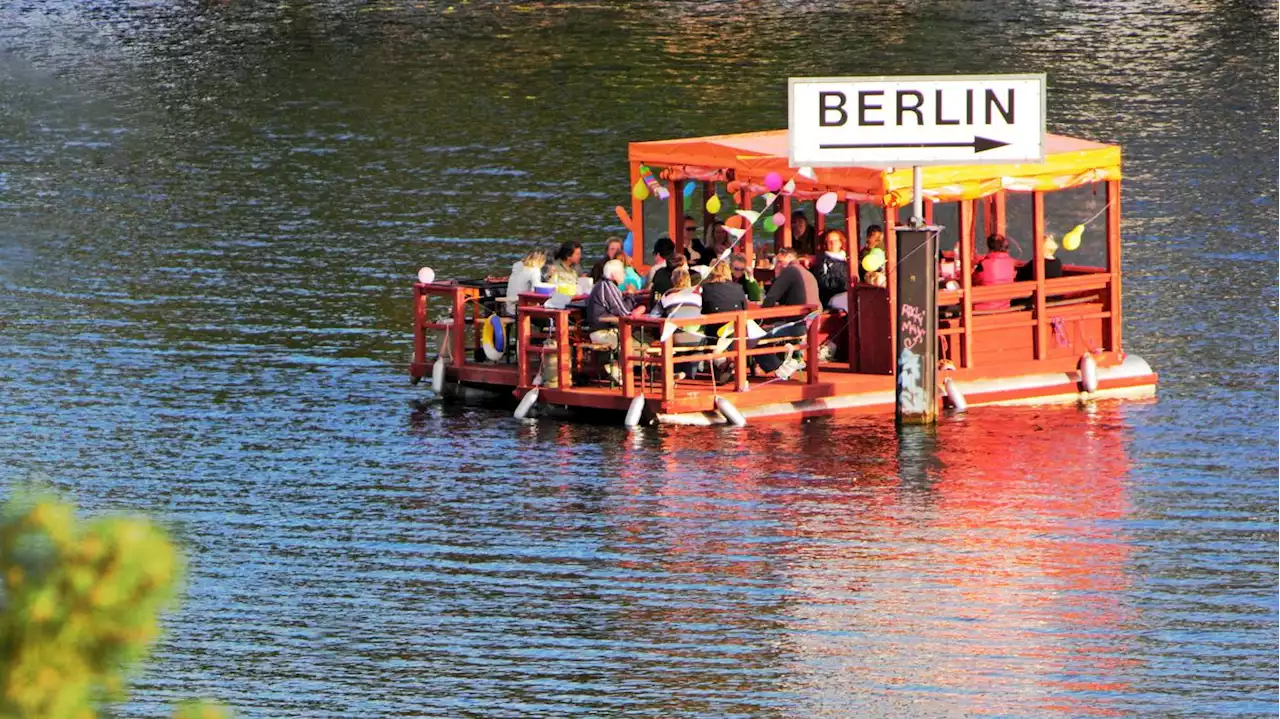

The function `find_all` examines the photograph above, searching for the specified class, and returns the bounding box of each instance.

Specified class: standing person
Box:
[756,247,819,375]
[544,240,582,290]
[972,233,1017,310]
[812,229,850,307]
[859,224,887,287]
[589,237,624,283]
[504,248,546,314]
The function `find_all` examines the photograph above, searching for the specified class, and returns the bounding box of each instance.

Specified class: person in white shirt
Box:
[504,249,546,314]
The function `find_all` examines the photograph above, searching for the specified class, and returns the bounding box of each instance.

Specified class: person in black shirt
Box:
[1015,235,1064,282]
[811,229,851,307]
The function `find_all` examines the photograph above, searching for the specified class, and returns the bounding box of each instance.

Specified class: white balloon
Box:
[417,267,436,284]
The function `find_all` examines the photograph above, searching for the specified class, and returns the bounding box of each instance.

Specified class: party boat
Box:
[409,128,1157,425]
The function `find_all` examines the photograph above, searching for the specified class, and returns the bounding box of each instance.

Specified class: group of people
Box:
[498,215,907,381]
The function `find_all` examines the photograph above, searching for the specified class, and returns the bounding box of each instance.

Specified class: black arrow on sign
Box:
[819,136,1011,153]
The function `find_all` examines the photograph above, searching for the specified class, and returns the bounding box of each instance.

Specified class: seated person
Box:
[1015,235,1064,282]
[585,259,644,350]
[544,240,582,291]
[859,224,888,288]
[730,253,764,302]
[700,261,748,379]
[972,233,1017,310]
[646,236,676,288]
[755,247,819,375]
[776,210,817,256]
[652,266,703,380]
[504,248,546,315]
[812,229,851,307]
[589,237,624,283]
[616,251,644,292]
[650,252,687,296]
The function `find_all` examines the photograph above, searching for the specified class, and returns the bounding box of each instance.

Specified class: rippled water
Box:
[1,1,1276,717]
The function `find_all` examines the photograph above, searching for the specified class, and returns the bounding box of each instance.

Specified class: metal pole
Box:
[911,165,924,228]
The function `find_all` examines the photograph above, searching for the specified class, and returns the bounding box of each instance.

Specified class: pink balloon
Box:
[815,191,838,215]
[764,172,783,193]
[772,212,786,227]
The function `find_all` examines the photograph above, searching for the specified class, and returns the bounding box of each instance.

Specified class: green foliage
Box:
[0,495,226,719]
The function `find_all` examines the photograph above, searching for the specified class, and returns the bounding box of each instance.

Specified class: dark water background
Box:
[1,1,1277,716]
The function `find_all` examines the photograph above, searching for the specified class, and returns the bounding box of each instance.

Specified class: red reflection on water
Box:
[607,403,1139,716]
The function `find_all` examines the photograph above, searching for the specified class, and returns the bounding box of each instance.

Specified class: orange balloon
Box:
[725,215,746,230]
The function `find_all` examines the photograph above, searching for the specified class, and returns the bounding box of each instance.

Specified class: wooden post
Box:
[630,162,645,268]
[517,311,530,389]
[742,190,756,269]
[450,289,466,368]
[990,191,1007,236]
[734,313,748,392]
[662,335,675,401]
[413,285,427,370]
[780,195,792,251]
[702,182,714,234]
[1106,180,1123,353]
[556,312,570,390]
[845,199,860,246]
[1032,191,1047,360]
[924,199,934,225]
[959,199,974,368]
[668,178,682,255]
[805,308,820,385]
[620,317,635,398]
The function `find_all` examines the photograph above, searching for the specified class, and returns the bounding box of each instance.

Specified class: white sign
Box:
[789,74,1045,167]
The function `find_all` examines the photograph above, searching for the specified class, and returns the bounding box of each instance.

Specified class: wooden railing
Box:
[411,282,479,381]
[618,304,820,401]
[515,306,572,390]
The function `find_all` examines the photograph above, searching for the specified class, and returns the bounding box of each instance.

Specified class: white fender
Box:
[715,396,747,427]
[513,388,539,420]
[1079,353,1098,393]
[623,395,646,428]
[430,357,445,394]
[944,376,967,412]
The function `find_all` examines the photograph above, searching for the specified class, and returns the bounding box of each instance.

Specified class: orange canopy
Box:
[629,130,1120,207]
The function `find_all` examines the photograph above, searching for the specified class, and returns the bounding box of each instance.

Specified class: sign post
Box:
[788,74,1046,423]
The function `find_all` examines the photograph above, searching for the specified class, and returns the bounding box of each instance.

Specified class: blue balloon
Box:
[683,182,696,197]
[623,231,633,256]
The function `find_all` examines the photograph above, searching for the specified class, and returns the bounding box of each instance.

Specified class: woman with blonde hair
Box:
[652,264,704,381]
[505,248,546,314]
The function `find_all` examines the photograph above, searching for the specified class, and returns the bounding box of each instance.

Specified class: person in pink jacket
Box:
[972,233,1018,310]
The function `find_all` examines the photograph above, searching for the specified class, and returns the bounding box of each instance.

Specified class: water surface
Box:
[0,2,1276,716]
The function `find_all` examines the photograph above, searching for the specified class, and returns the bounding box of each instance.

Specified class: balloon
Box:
[762,215,777,232]
[772,211,786,228]
[1062,224,1084,251]
[683,181,696,197]
[623,232,633,256]
[417,267,435,284]
[815,191,838,215]
[632,179,649,201]
[764,172,783,192]
[862,248,886,273]
[725,215,746,230]
[683,195,693,211]
[706,195,722,214]
[615,205,633,231]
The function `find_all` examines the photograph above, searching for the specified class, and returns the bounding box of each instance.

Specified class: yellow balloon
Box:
[632,179,650,201]
[1062,225,1084,251]
[862,249,886,273]
[706,194,722,214]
